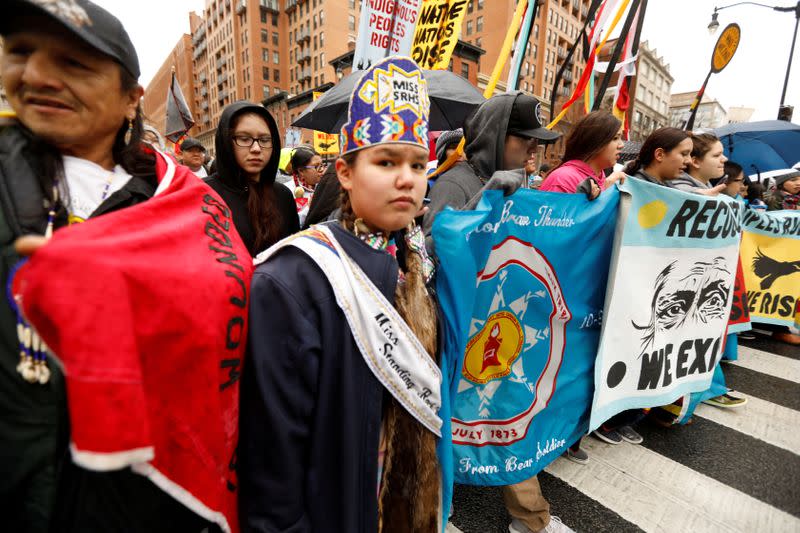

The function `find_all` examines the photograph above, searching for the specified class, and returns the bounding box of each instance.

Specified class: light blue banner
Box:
[433,187,618,486]
[590,177,742,430]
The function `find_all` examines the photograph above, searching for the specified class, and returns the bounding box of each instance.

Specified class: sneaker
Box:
[542,516,574,533]
[592,426,623,444]
[703,393,747,408]
[509,516,575,533]
[564,446,589,464]
[617,425,643,444]
[737,331,756,340]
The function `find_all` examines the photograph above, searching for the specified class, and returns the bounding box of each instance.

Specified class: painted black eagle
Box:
[752,249,800,290]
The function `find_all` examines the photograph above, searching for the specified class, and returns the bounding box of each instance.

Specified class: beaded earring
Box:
[123,118,134,146]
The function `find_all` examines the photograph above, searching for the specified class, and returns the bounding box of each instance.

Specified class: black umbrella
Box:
[293,69,485,134]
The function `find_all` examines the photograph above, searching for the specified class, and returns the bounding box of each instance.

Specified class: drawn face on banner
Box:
[633,257,731,356]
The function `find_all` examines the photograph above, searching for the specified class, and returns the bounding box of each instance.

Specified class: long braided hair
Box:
[338,152,440,533]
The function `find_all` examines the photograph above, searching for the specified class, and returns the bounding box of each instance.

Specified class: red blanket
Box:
[13,152,251,532]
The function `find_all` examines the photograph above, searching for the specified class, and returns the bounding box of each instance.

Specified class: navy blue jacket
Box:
[240,222,399,532]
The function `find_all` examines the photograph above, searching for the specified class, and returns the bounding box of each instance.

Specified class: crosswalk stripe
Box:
[445,522,464,533]
[732,345,800,384]
[544,438,800,533]
[693,392,800,455]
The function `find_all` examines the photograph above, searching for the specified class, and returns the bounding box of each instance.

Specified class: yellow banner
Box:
[741,226,800,328]
[430,0,528,178]
[411,0,469,70]
[312,92,339,155]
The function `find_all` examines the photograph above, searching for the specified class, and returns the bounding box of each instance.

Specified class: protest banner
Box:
[410,0,468,70]
[727,257,752,334]
[311,92,339,155]
[353,0,423,70]
[433,187,619,486]
[590,178,742,430]
[284,127,302,149]
[740,209,800,328]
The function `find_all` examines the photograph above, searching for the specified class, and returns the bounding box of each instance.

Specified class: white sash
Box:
[254,225,442,436]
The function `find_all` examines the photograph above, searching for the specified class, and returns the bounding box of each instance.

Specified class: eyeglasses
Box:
[300,164,326,171]
[233,135,273,148]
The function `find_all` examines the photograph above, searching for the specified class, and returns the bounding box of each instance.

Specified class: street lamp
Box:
[708,1,800,119]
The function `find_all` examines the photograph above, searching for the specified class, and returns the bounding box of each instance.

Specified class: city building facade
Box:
[144,0,610,160]
[669,91,728,130]
[726,106,755,124]
[462,0,595,164]
[627,40,673,142]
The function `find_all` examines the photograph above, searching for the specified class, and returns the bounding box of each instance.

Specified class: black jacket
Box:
[0,123,163,532]
[206,101,299,255]
[240,222,398,533]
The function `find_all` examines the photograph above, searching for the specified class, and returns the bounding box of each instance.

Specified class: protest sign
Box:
[284,127,302,149]
[740,209,800,328]
[434,187,618,486]
[311,92,339,155]
[410,0,468,70]
[727,258,752,334]
[590,178,742,430]
[353,0,423,70]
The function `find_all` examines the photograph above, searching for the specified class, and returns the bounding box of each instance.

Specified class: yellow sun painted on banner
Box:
[463,311,524,385]
[638,200,668,229]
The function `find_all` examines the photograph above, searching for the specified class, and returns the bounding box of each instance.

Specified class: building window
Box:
[263,66,270,80]
[349,0,355,7]
[260,10,267,23]
[262,48,269,61]
[319,10,324,24]
[273,51,280,64]
[314,36,318,50]
[263,85,270,98]
[477,0,484,8]
[320,32,325,47]
[348,15,355,30]
[261,29,268,42]
[466,20,473,35]
[476,37,482,47]
[461,62,469,79]
[274,69,280,82]
[272,32,279,46]
[272,13,278,26]
[476,16,483,32]
[320,52,325,66]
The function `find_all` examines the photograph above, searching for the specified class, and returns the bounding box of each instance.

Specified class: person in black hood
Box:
[206,101,298,256]
[422,92,561,239]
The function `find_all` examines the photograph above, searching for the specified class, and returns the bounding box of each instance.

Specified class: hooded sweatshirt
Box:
[206,101,298,255]
[668,172,712,193]
[422,92,519,236]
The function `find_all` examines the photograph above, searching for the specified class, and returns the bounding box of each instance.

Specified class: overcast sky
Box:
[96,0,799,121]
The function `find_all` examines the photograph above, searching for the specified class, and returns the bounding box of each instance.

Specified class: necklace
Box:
[8,180,59,384]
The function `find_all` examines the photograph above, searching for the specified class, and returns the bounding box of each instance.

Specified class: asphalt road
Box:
[448,329,800,533]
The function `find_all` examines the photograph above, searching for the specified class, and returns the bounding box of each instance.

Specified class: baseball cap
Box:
[506,94,561,142]
[1,0,141,79]
[180,138,206,152]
